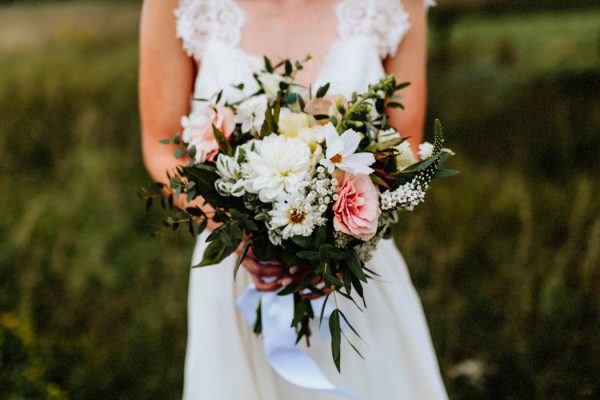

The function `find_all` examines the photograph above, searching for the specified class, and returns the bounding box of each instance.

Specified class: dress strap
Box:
[336,0,432,59]
[174,0,245,61]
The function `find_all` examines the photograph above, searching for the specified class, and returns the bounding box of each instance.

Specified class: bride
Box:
[139,0,448,398]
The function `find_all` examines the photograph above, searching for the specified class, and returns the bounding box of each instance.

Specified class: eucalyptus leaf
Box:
[234,240,251,279]
[174,147,186,158]
[346,250,367,282]
[316,83,330,98]
[329,309,342,372]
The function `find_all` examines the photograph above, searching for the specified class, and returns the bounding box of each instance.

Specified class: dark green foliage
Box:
[1,2,599,400]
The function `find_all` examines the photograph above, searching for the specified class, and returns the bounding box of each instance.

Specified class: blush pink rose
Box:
[181,104,236,162]
[332,171,381,241]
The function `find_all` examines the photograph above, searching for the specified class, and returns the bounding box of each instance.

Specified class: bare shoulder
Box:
[141,0,179,27]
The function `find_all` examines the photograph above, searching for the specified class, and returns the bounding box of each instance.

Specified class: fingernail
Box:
[289,266,299,274]
[279,277,293,287]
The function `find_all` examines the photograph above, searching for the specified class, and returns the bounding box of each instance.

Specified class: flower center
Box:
[331,153,343,163]
[288,208,306,224]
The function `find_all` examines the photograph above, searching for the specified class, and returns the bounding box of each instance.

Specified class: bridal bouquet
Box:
[141,57,456,371]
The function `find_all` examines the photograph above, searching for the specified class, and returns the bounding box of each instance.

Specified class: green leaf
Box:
[193,239,234,267]
[186,207,203,217]
[174,147,186,158]
[343,332,365,360]
[316,83,330,98]
[323,271,343,287]
[234,240,251,279]
[386,101,405,109]
[343,271,352,295]
[291,235,313,249]
[284,60,293,76]
[297,251,320,261]
[320,244,345,260]
[212,124,233,156]
[253,300,262,335]
[252,236,274,261]
[329,309,342,372]
[264,56,273,73]
[433,169,460,179]
[401,154,438,173]
[318,292,331,327]
[218,229,232,247]
[316,225,327,247]
[159,138,171,145]
[338,309,361,339]
[346,250,367,282]
[197,218,208,235]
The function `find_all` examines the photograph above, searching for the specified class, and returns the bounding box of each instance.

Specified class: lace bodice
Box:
[174,0,433,104]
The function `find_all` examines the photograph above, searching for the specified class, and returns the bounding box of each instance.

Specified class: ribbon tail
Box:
[237,285,355,398]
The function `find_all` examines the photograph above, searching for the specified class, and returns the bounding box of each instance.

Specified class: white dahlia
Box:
[243,135,312,202]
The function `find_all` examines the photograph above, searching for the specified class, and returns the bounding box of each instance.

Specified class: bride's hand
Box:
[236,246,288,292]
[287,265,336,300]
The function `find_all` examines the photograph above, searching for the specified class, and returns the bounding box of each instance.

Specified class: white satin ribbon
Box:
[236,284,355,398]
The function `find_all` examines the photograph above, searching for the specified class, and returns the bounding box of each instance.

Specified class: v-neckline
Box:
[230,0,346,89]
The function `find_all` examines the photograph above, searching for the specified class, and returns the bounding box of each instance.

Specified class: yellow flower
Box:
[278,108,314,139]
[278,108,324,153]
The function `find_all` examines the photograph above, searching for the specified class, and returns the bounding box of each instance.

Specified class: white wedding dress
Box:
[175,0,448,398]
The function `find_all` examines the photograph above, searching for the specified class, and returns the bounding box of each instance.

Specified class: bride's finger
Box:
[243,259,284,277]
[252,275,281,292]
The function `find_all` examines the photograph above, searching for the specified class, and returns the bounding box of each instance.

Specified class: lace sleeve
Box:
[174,0,245,61]
[336,0,411,59]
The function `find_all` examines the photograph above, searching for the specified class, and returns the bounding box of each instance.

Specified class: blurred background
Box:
[0,0,598,398]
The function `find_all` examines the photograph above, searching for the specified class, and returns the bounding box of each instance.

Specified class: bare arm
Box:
[139,1,283,288]
[384,0,428,155]
[139,0,197,209]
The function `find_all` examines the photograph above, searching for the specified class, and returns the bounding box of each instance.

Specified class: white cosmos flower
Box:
[319,123,375,175]
[236,95,268,135]
[418,141,434,160]
[269,195,324,239]
[243,135,312,202]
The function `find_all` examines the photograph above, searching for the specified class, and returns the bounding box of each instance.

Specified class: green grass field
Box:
[1,2,599,399]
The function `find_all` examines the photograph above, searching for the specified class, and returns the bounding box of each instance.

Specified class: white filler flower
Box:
[418,141,434,160]
[319,123,375,175]
[269,195,324,239]
[236,95,268,135]
[243,135,312,202]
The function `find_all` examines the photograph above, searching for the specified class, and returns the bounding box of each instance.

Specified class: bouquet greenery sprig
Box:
[140,56,457,371]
